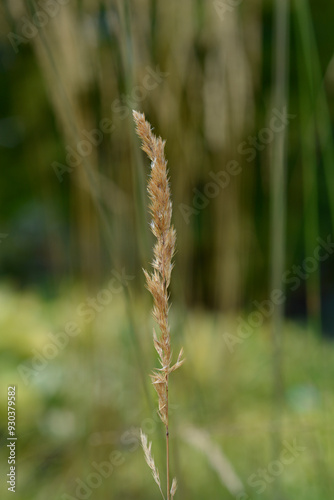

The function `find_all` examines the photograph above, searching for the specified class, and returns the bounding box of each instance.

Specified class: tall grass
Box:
[133,110,184,500]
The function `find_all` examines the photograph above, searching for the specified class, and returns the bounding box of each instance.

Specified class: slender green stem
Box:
[270,0,290,498]
[166,374,170,500]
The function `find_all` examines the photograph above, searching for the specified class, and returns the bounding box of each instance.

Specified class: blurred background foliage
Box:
[0,0,334,499]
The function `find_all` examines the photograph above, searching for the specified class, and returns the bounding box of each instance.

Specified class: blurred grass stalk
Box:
[295,9,321,334]
[23,0,154,452]
[294,0,334,485]
[294,0,334,333]
[116,0,150,264]
[270,0,290,498]
[294,0,334,232]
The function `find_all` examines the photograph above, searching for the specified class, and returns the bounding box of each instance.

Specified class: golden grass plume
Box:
[133,110,184,500]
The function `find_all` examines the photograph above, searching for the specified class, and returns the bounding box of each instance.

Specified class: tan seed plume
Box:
[133,110,184,500]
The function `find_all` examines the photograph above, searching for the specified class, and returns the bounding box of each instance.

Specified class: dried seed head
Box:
[170,478,178,498]
[140,430,165,499]
[133,110,185,396]
[134,111,184,499]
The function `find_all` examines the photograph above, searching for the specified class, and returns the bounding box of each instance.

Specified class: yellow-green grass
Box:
[0,284,333,499]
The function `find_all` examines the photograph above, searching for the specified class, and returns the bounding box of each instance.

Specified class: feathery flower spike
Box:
[133,110,184,500]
